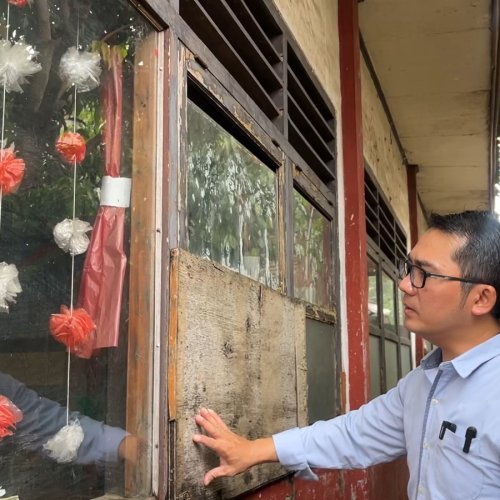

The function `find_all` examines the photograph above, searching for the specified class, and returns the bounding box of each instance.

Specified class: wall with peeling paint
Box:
[361,58,410,236]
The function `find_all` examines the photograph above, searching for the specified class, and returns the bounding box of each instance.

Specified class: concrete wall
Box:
[361,57,410,237]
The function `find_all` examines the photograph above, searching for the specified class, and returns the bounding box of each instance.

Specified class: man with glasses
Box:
[193,210,500,499]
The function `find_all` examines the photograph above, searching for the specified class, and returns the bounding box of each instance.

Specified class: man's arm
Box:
[194,374,409,483]
[1,372,130,465]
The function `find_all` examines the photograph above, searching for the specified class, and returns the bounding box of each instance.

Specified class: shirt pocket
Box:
[430,429,483,500]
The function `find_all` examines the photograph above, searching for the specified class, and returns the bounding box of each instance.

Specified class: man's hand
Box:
[192,407,277,486]
[118,435,138,463]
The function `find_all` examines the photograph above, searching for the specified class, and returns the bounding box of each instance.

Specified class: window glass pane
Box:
[398,289,410,339]
[381,271,397,333]
[305,318,336,423]
[367,258,379,328]
[187,100,278,288]
[293,191,331,306]
[369,335,381,398]
[0,2,155,498]
[401,344,412,377]
[384,340,399,390]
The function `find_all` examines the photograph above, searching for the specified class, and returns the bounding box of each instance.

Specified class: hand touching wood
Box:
[192,407,278,486]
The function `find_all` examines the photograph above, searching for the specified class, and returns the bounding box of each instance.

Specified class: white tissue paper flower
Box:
[0,262,22,313]
[59,47,102,93]
[43,420,84,463]
[0,486,5,497]
[53,218,92,256]
[0,40,42,93]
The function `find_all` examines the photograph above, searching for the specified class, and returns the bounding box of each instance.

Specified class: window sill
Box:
[92,495,155,500]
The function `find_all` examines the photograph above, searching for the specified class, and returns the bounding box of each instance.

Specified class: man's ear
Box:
[470,285,497,317]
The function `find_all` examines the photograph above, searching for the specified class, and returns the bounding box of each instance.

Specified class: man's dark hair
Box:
[429,210,500,319]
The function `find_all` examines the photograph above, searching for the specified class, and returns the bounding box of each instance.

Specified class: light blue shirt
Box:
[273,334,500,500]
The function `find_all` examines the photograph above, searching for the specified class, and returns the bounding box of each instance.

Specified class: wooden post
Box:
[126,31,158,497]
[339,0,370,497]
[406,163,425,364]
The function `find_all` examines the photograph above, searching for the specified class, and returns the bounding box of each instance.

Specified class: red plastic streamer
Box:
[77,47,126,358]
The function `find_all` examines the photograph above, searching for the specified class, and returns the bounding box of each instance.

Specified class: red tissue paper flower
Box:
[50,305,96,353]
[0,147,25,195]
[8,0,30,7]
[0,395,23,440]
[55,132,86,164]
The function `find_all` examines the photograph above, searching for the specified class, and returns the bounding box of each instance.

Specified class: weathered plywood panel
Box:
[170,249,307,499]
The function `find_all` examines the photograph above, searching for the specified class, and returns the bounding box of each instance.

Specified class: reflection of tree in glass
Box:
[381,272,396,332]
[367,263,379,327]
[186,101,278,288]
[1,1,145,240]
[293,192,329,306]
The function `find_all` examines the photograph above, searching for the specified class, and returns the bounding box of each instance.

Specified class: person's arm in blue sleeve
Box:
[273,377,407,478]
[0,372,129,465]
[193,375,408,485]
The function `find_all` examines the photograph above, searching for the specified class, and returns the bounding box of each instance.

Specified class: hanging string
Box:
[0,3,10,233]
[65,14,80,425]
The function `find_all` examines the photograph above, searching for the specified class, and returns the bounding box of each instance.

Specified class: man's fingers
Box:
[205,408,229,430]
[196,408,231,438]
[192,433,218,451]
[195,412,221,438]
[200,407,226,428]
[203,465,234,486]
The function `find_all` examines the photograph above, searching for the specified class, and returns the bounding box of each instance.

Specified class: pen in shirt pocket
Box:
[438,421,478,454]
[438,420,456,440]
[462,426,477,454]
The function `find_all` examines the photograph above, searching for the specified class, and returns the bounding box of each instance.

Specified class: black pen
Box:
[463,426,477,453]
[439,420,456,440]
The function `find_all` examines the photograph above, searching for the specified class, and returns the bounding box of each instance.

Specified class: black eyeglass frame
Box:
[397,258,488,289]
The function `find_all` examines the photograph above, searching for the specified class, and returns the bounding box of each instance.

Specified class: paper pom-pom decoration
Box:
[0,262,22,313]
[8,0,32,6]
[0,395,23,440]
[0,145,25,195]
[55,132,86,164]
[50,305,95,352]
[0,40,41,93]
[53,218,92,256]
[59,47,102,93]
[43,419,84,463]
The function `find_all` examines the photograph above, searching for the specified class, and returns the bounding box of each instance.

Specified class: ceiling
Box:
[359,0,495,215]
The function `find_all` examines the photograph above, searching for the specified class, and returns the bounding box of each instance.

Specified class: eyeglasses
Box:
[397,258,487,289]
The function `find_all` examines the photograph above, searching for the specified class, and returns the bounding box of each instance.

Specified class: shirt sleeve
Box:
[1,372,128,465]
[273,375,408,477]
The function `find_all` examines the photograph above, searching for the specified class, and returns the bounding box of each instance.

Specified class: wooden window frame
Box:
[365,170,411,396]
[173,47,340,495]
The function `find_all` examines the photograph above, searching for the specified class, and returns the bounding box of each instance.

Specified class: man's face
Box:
[399,228,471,342]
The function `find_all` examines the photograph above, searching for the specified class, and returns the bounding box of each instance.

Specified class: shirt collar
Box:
[421,334,500,378]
